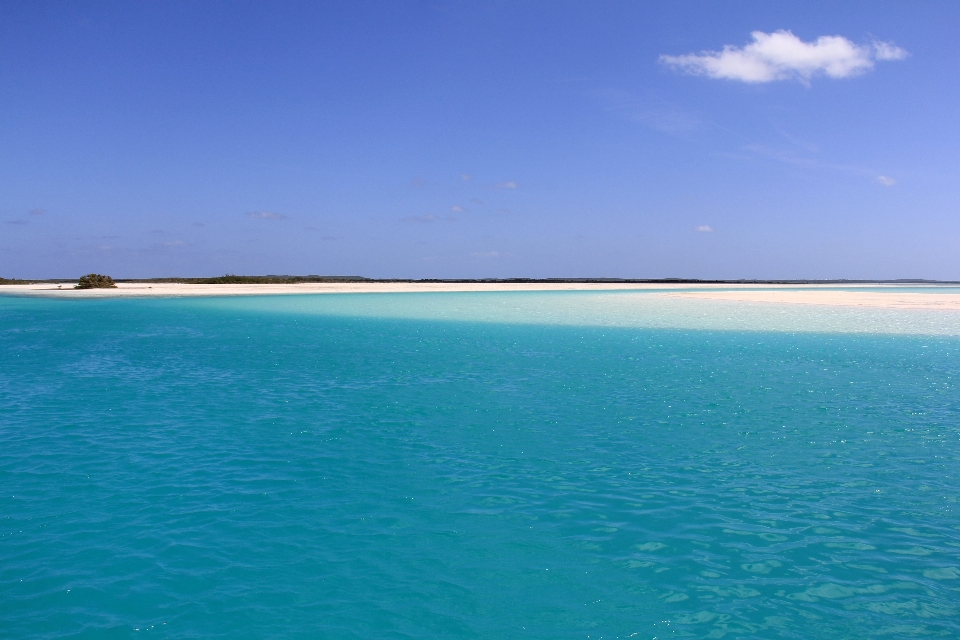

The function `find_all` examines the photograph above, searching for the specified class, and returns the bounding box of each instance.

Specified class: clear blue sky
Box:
[2,1,957,279]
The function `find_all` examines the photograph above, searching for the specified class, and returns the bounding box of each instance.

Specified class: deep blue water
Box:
[2,293,959,639]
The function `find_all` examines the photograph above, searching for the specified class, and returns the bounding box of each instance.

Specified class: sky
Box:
[1,1,958,280]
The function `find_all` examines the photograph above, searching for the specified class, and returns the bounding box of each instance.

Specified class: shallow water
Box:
[2,292,959,639]
[195,289,960,336]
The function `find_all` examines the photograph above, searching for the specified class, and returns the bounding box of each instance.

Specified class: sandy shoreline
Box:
[2,281,960,311]
[0,281,705,298]
[662,288,960,311]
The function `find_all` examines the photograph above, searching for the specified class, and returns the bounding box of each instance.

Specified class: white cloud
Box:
[495,181,519,189]
[873,41,909,61]
[247,211,286,220]
[695,225,715,233]
[451,205,465,213]
[877,175,896,186]
[461,174,472,181]
[661,30,907,84]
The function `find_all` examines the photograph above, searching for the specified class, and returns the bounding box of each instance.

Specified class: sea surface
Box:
[2,290,959,639]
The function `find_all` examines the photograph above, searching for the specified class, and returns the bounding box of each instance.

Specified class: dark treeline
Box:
[127,275,370,284]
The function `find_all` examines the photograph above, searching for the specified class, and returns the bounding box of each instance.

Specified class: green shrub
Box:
[75,274,118,289]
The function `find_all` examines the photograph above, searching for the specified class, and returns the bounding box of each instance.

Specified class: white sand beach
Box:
[0,281,687,298]
[663,287,960,310]
[2,281,960,311]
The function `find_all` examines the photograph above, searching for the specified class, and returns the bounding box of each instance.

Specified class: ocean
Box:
[2,290,959,638]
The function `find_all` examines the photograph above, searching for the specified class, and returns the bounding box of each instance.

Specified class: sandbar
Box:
[2,281,960,311]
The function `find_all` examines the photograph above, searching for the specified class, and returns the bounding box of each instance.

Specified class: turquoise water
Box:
[2,292,959,639]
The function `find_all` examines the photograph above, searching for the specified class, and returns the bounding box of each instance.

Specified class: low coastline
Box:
[3,280,960,310]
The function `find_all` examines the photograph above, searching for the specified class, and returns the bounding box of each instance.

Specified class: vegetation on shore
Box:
[4,275,960,286]
[76,274,118,289]
[132,275,370,284]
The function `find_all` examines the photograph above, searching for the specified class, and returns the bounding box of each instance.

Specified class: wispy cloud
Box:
[303,226,341,240]
[247,211,287,220]
[29,208,46,216]
[471,250,500,258]
[777,130,819,153]
[695,225,715,233]
[411,178,427,188]
[461,174,471,181]
[736,144,899,187]
[739,143,875,178]
[596,89,700,135]
[873,42,909,61]
[451,205,466,213]
[661,30,907,84]
[402,214,456,223]
[629,108,700,134]
[495,181,519,189]
[470,198,484,206]
[5,220,28,225]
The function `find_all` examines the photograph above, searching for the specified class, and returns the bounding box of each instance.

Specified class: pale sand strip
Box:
[665,289,960,311]
[2,281,960,311]
[1,281,696,298]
